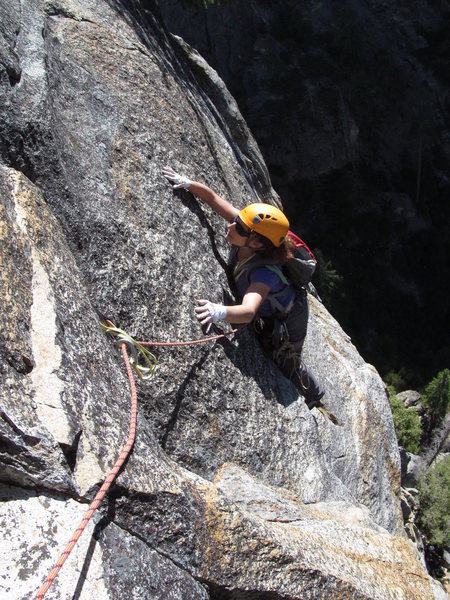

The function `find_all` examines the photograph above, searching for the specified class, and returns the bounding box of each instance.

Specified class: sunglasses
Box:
[231,215,251,237]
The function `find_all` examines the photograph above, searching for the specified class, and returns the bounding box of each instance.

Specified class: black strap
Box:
[233,253,293,318]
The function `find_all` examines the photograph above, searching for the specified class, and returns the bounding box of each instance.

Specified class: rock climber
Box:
[162,166,327,415]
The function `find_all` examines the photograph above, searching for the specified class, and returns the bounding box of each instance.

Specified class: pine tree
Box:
[422,369,450,431]
[417,456,450,548]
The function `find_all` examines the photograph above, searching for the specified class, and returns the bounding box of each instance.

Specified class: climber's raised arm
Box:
[162,166,238,221]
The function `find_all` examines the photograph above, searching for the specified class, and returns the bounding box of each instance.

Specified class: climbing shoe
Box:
[307,397,340,426]
[316,405,340,426]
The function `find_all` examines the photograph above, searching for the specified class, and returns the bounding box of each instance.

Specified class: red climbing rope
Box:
[35,322,238,598]
[102,318,238,349]
[36,342,137,600]
[137,328,238,347]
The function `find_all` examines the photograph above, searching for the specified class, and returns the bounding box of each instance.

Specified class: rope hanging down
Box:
[35,321,237,599]
[36,341,138,600]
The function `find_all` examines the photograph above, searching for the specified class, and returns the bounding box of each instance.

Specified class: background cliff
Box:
[159,0,450,386]
[0,1,446,598]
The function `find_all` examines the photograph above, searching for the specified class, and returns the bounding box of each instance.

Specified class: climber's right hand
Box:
[162,166,192,190]
[195,299,227,333]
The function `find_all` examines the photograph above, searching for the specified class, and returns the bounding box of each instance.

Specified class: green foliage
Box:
[313,248,344,307]
[382,367,422,392]
[384,370,408,393]
[388,391,422,454]
[417,457,450,548]
[421,369,450,430]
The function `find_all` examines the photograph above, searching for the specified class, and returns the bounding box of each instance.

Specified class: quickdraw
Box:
[100,321,158,380]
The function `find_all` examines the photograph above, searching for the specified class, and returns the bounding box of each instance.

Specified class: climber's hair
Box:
[249,231,295,264]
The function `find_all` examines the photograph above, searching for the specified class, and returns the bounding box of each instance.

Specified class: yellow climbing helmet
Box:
[238,203,289,247]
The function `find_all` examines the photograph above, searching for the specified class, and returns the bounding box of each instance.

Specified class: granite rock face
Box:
[0,1,443,598]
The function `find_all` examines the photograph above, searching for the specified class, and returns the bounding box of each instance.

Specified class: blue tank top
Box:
[230,249,295,317]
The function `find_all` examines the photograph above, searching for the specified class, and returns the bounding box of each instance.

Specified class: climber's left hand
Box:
[162,166,192,190]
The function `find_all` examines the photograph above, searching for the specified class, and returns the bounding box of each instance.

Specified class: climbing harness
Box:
[35,320,238,599]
